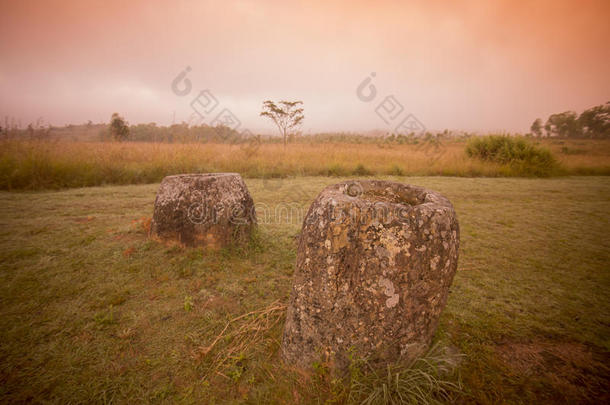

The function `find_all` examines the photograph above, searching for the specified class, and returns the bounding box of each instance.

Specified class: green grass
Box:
[0,176,609,403]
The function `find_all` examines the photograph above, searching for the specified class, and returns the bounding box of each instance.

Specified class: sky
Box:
[0,0,609,134]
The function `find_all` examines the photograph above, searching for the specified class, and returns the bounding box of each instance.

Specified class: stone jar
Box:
[149,173,256,249]
[281,180,459,372]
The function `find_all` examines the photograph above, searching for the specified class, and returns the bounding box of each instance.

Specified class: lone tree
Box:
[260,100,304,147]
[110,113,129,141]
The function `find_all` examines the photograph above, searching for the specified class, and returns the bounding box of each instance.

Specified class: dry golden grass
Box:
[1,137,609,189]
[546,138,610,173]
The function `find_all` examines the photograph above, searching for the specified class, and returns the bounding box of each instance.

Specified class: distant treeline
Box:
[3,100,608,143]
[531,101,609,139]
[0,121,254,144]
[125,126,467,144]
[117,123,248,143]
[0,120,470,144]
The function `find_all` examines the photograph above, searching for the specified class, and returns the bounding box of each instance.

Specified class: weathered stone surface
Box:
[149,173,256,248]
[281,180,459,371]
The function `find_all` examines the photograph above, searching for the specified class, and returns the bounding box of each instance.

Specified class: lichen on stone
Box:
[149,173,256,249]
[282,180,460,373]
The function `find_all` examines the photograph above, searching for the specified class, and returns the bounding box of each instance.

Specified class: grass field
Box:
[1,138,610,190]
[0,176,608,403]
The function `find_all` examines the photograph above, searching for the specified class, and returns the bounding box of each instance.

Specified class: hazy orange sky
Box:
[1,0,609,134]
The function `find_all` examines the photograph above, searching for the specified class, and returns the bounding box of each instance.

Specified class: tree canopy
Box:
[532,102,609,138]
[260,100,304,147]
[110,113,129,142]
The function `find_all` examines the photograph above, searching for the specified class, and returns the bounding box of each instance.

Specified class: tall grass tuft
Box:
[346,343,463,405]
[465,135,561,176]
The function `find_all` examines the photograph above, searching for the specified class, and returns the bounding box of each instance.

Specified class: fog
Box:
[1,0,609,134]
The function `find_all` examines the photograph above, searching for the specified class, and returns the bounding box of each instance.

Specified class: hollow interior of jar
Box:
[347,182,424,206]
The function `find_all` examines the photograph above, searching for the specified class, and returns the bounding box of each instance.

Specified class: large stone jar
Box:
[149,173,256,249]
[281,180,459,371]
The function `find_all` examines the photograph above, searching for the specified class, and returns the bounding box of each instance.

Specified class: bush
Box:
[326,163,349,177]
[389,165,405,176]
[352,163,372,176]
[465,135,560,176]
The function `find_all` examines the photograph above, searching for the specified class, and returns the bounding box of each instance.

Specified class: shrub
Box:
[465,135,560,176]
[352,163,372,176]
[389,165,405,176]
[327,163,349,177]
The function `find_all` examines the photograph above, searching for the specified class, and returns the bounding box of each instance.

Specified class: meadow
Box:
[1,137,610,190]
[0,176,608,404]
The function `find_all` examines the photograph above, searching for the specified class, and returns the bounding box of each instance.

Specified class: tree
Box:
[110,113,129,141]
[260,100,304,148]
[530,118,543,137]
[578,102,610,139]
[544,111,580,138]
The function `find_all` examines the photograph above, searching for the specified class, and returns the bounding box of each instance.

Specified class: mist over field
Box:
[1,0,609,133]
